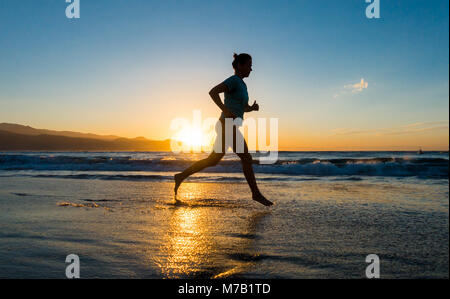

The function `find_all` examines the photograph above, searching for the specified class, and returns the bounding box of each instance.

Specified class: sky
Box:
[0,0,448,150]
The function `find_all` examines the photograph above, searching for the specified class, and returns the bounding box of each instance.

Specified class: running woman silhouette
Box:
[174,53,273,206]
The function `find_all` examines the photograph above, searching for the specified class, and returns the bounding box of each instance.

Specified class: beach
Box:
[0,151,448,278]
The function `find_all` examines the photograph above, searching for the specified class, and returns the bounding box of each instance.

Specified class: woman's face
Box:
[238,59,252,78]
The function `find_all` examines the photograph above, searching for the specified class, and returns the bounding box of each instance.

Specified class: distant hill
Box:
[0,124,171,151]
[0,123,121,141]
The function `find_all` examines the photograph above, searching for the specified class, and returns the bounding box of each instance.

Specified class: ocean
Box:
[0,151,448,181]
[0,151,448,278]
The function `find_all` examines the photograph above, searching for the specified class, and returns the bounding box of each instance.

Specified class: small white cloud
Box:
[334,78,369,98]
[344,78,368,93]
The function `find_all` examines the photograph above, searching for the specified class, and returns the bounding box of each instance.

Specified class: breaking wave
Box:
[0,154,447,179]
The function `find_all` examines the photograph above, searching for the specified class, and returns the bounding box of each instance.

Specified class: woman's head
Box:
[232,53,252,78]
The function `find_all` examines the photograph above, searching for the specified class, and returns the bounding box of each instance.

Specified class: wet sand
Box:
[0,176,448,278]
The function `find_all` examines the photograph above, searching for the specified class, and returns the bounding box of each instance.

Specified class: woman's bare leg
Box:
[234,130,273,206]
[236,152,273,206]
[174,151,224,194]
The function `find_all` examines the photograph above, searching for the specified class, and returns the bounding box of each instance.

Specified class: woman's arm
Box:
[209,83,236,118]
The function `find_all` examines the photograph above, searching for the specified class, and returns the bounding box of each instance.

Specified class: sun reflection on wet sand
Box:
[154,184,271,278]
[156,205,213,278]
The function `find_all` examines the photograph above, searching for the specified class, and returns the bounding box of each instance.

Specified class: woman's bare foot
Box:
[252,192,273,206]
[174,173,184,195]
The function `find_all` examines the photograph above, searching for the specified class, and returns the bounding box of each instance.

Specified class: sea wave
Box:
[3,173,320,182]
[0,154,447,178]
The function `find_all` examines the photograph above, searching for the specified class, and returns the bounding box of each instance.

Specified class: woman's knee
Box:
[207,153,224,166]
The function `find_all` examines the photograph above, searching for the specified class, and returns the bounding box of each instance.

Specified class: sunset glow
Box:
[172,126,213,151]
[0,1,448,151]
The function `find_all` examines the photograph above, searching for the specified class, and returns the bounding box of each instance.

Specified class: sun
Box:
[173,126,212,150]
[179,128,205,147]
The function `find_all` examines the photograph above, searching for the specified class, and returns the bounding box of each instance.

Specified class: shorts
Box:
[212,117,248,154]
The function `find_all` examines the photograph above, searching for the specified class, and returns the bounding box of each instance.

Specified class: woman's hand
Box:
[250,100,259,111]
[245,100,259,112]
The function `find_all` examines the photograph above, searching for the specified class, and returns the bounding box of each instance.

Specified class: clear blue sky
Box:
[0,0,448,149]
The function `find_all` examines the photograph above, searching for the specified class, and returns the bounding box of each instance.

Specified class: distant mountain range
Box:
[0,123,171,151]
